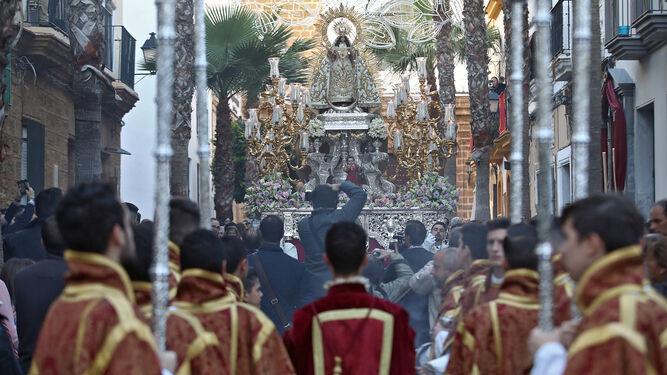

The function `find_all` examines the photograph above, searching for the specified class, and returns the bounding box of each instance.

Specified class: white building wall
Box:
[616,44,667,202]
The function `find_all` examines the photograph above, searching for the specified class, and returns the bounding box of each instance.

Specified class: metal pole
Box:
[152,0,176,351]
[534,0,554,330]
[572,0,591,199]
[195,0,212,229]
[509,0,525,224]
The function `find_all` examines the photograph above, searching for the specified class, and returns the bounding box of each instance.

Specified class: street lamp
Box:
[139,32,157,75]
[488,91,500,114]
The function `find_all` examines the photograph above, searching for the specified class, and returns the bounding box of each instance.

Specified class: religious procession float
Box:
[242,6,460,245]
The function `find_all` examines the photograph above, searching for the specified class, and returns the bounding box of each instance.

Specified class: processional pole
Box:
[572,0,592,199]
[534,0,555,330]
[509,0,525,224]
[152,0,176,351]
[194,0,212,229]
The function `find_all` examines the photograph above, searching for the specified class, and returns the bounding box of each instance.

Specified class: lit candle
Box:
[446,119,457,140]
[296,102,306,124]
[271,105,283,124]
[386,100,396,119]
[249,108,259,124]
[278,78,287,97]
[301,88,310,106]
[268,57,280,79]
[245,120,253,139]
[417,100,429,121]
[401,74,411,94]
[290,83,301,103]
[416,57,427,80]
[393,129,402,150]
[300,131,309,150]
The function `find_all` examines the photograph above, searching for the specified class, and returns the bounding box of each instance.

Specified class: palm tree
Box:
[206,5,313,220]
[503,0,531,219]
[463,0,493,220]
[435,1,457,183]
[68,0,106,183]
[170,0,195,198]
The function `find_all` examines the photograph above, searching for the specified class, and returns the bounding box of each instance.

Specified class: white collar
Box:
[324,276,370,291]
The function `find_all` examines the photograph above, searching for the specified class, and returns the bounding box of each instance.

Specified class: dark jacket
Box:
[3,202,35,236]
[398,246,433,347]
[248,244,318,333]
[3,219,47,262]
[297,181,367,280]
[0,318,21,375]
[14,254,68,372]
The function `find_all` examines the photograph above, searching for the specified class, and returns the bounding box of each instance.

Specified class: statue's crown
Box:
[334,20,350,36]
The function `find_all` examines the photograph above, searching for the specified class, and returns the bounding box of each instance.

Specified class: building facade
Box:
[0,0,137,204]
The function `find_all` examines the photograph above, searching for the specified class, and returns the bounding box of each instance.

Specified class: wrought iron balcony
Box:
[25,0,69,33]
[605,0,666,60]
[633,0,667,49]
[550,0,572,82]
[106,26,137,89]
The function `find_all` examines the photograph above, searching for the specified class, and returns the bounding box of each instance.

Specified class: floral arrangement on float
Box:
[243,172,457,214]
[307,118,325,139]
[243,173,305,218]
[395,172,458,212]
[368,117,388,140]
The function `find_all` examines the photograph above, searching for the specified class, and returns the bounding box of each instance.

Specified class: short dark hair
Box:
[41,217,65,257]
[461,222,488,260]
[311,185,338,209]
[432,221,449,230]
[487,218,510,232]
[448,228,463,248]
[325,222,367,275]
[260,215,284,243]
[125,222,154,282]
[181,229,226,273]
[654,200,667,214]
[405,220,427,245]
[124,202,141,223]
[504,224,539,270]
[243,268,259,291]
[56,183,124,254]
[561,194,645,253]
[35,188,63,219]
[169,198,200,246]
[222,237,247,274]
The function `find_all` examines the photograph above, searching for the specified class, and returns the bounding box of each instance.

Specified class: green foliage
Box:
[231,120,247,202]
[205,5,315,103]
[370,22,503,73]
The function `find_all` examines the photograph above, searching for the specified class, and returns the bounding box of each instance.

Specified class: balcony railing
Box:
[635,0,667,18]
[26,0,69,33]
[107,26,137,89]
[551,0,572,60]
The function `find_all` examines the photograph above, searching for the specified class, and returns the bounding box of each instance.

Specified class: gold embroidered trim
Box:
[457,322,475,352]
[582,284,643,316]
[568,322,646,358]
[230,305,238,374]
[504,269,539,280]
[168,310,219,375]
[64,250,135,303]
[240,303,276,363]
[74,301,100,363]
[660,328,667,349]
[224,273,246,300]
[489,302,502,371]
[575,246,641,309]
[181,269,224,284]
[312,308,394,375]
[172,294,237,314]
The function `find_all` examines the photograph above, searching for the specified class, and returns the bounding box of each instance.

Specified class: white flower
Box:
[308,118,325,138]
[368,118,388,139]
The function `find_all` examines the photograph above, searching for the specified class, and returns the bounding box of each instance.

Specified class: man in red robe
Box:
[284,222,415,374]
[437,222,490,351]
[168,198,201,298]
[530,195,667,374]
[30,183,162,375]
[169,229,294,374]
[447,224,570,374]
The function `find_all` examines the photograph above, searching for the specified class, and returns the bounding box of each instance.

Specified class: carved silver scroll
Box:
[195,0,212,228]
[509,0,525,224]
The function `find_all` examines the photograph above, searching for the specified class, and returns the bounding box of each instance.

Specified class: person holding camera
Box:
[297,181,367,292]
[364,248,414,302]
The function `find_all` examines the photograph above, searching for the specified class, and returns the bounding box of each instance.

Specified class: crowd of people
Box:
[0,179,666,374]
